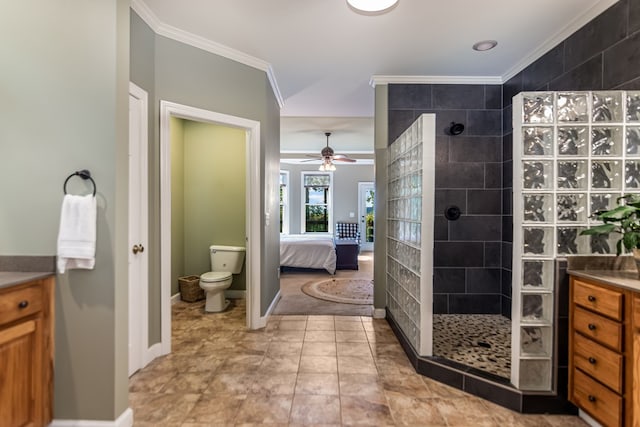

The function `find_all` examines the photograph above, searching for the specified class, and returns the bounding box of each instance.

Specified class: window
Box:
[279,171,289,234]
[302,172,332,233]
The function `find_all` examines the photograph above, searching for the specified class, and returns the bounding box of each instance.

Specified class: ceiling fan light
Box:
[347,0,398,13]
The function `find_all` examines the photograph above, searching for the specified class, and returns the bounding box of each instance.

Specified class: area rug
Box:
[301,278,373,305]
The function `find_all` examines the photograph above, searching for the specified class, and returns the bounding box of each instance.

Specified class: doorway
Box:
[128,82,150,376]
[159,101,262,355]
[358,182,374,252]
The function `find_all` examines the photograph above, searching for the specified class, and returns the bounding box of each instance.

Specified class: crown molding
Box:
[133,0,618,108]
[130,0,284,109]
[370,75,503,86]
[501,0,620,82]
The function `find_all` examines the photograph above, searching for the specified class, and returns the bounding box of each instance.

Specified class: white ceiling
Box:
[136,0,617,155]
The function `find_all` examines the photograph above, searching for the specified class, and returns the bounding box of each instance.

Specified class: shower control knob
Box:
[444,205,461,221]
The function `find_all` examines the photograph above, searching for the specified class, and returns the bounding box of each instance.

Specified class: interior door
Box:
[128,83,149,377]
[358,182,375,251]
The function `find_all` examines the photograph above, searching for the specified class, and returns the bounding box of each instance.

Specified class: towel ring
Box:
[63,170,96,196]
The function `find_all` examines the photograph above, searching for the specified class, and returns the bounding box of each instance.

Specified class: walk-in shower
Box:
[385,90,640,401]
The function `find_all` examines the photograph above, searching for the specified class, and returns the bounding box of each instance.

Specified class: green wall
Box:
[0,0,130,421]
[171,117,186,295]
[172,120,247,294]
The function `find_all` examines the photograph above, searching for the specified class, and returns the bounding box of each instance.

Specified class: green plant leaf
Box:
[579,223,618,235]
[598,205,638,220]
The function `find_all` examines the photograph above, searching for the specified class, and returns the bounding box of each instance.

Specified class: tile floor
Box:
[129,299,587,426]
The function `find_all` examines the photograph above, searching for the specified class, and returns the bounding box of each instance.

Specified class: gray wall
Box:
[280,164,374,235]
[130,11,161,342]
[0,0,130,421]
[376,0,640,319]
[130,12,281,326]
[373,85,389,309]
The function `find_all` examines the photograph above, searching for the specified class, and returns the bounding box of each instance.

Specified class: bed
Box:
[280,234,336,274]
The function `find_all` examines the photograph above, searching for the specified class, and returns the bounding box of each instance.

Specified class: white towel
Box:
[57,194,97,274]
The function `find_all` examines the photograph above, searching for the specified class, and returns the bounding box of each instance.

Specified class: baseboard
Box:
[225,289,246,299]
[171,293,181,304]
[255,289,281,329]
[578,410,602,427]
[144,342,164,366]
[50,407,133,427]
[373,308,386,319]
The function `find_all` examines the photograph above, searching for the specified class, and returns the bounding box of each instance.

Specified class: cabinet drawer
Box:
[573,369,622,427]
[574,306,622,352]
[0,284,43,326]
[573,332,623,393]
[573,279,623,321]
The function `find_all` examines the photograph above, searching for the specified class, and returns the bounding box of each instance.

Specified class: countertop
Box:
[567,269,640,293]
[566,255,640,293]
[0,272,54,290]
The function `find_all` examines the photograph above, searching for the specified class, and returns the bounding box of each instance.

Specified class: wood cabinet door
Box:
[0,319,43,427]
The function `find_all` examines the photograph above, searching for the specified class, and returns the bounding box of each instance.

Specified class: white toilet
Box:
[199,245,245,312]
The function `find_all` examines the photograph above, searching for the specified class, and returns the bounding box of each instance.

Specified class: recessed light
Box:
[472,40,498,51]
[347,0,398,13]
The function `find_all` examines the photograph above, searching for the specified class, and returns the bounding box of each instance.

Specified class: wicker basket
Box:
[178,275,204,302]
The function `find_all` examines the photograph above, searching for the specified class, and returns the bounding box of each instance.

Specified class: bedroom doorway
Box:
[358,182,374,252]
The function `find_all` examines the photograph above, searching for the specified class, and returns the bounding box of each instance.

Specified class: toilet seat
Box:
[200,271,232,283]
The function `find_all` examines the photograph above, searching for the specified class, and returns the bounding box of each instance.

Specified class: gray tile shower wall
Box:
[388,83,503,315]
[501,0,640,319]
[388,0,640,317]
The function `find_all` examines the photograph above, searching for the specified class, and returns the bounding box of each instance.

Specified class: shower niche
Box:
[512,90,640,390]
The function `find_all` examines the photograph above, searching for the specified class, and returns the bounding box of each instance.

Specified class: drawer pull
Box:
[588,357,597,364]
[588,395,597,402]
[588,323,597,330]
[18,300,29,309]
[588,295,596,302]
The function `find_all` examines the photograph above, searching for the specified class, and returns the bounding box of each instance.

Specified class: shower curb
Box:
[385,309,578,414]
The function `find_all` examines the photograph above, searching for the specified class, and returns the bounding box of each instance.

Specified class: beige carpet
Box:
[274,252,374,316]
[302,278,373,305]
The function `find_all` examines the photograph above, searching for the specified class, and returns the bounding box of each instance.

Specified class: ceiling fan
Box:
[307,132,356,170]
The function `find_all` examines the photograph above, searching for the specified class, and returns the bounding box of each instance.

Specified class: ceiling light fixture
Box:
[318,159,336,172]
[472,40,498,51]
[347,0,398,13]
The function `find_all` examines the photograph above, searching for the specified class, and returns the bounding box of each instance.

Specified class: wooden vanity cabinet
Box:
[569,275,638,427]
[0,276,54,427]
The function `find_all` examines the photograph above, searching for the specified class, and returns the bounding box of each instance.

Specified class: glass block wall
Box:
[386,114,435,356]
[511,91,640,390]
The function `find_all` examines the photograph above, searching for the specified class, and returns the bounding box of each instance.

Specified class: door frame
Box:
[159,100,262,354]
[358,181,375,251]
[128,82,151,375]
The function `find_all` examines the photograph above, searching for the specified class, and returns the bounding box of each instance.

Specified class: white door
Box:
[358,182,375,252]
[128,83,149,377]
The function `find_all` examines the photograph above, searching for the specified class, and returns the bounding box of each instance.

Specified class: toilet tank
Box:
[209,245,245,274]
